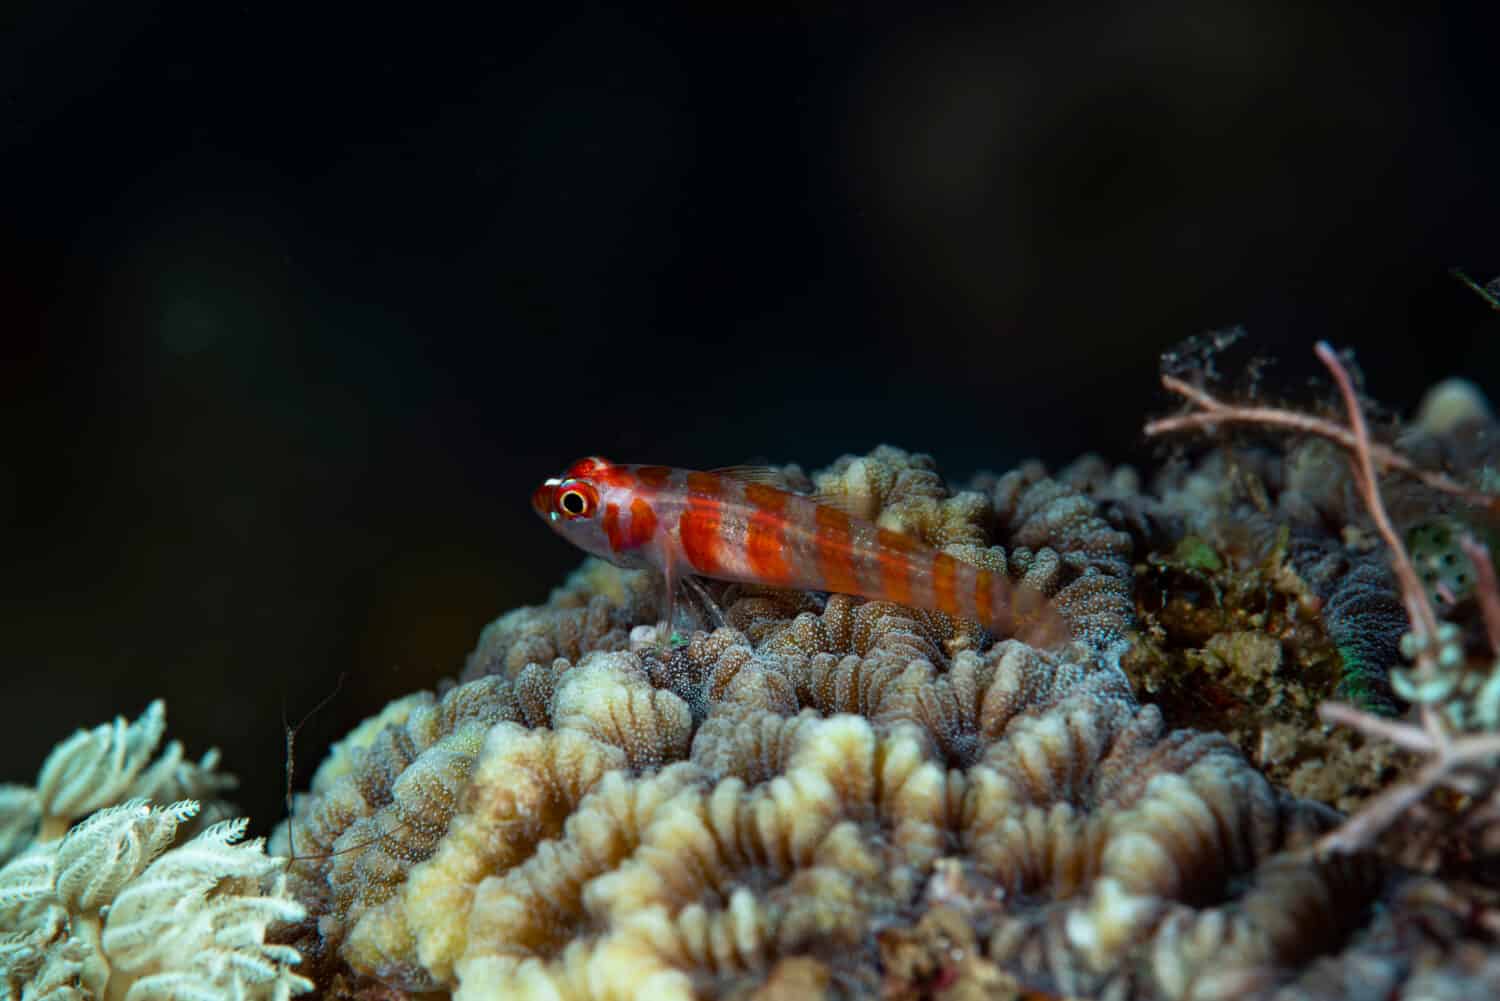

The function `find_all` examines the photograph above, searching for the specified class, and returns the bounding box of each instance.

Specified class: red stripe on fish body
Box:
[635,465,673,488]
[875,528,918,606]
[974,565,993,623]
[811,505,859,594]
[678,471,728,575]
[742,483,794,584]
[602,502,624,551]
[627,496,657,549]
[931,552,960,617]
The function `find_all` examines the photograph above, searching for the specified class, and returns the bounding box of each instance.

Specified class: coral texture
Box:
[270,675,517,988]
[1053,351,1500,838]
[276,449,1457,1000]
[0,704,309,1001]
[0,700,237,866]
[287,622,1368,999]
[11,345,1500,1001]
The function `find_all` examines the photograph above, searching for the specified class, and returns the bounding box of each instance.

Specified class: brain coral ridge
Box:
[281,629,1369,999]
[274,442,1500,999]
[272,449,1402,1000]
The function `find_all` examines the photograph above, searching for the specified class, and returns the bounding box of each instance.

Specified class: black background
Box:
[5,3,1498,831]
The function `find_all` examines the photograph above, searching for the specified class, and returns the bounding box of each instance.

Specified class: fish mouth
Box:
[531,478,561,518]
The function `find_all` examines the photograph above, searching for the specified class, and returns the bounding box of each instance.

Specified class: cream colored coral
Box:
[465,560,661,680]
[356,723,625,985]
[298,616,1358,998]
[384,661,694,986]
[812,445,989,548]
[573,759,883,973]
[0,799,310,1001]
[446,715,951,999]
[549,654,694,768]
[270,674,517,983]
[457,765,703,983]
[456,933,694,1001]
[0,702,236,863]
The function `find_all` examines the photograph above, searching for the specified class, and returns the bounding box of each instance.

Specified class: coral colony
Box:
[5,341,1500,1000]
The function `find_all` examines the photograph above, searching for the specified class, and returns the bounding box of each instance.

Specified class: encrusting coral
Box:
[273,444,1486,1000]
[0,704,311,1001]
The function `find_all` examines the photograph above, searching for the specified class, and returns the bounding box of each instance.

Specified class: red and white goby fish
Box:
[532,456,1067,646]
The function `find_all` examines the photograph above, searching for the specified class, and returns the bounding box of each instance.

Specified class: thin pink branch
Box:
[1315,755,1450,856]
[1460,534,1500,656]
[1317,702,1438,754]
[1319,702,1500,764]
[1312,708,1500,856]
[1147,377,1497,511]
[1312,343,1451,752]
[1145,339,1500,856]
[1313,342,1443,645]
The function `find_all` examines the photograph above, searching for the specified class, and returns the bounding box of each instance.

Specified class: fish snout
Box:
[532,479,560,519]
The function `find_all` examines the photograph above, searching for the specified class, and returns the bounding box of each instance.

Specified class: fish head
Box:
[532,456,619,563]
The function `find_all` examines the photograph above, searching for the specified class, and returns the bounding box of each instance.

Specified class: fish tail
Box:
[949,557,1070,648]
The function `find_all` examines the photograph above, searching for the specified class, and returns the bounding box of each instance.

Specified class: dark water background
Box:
[5,4,1498,832]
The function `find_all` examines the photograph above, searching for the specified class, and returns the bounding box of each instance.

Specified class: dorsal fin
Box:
[710,465,875,520]
[564,456,613,479]
[806,487,875,520]
[709,464,793,488]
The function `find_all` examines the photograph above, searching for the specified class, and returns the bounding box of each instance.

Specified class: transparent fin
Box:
[682,575,727,630]
[805,488,872,519]
[708,464,793,487]
[711,465,873,519]
[659,556,682,647]
[1006,581,1072,651]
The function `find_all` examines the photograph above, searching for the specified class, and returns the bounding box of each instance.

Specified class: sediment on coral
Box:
[1110,364,1500,720]
[1116,527,1419,807]
[1055,413,1500,809]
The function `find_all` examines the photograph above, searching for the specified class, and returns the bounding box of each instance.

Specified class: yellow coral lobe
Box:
[396,723,624,984]
[457,765,702,976]
[551,655,693,768]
